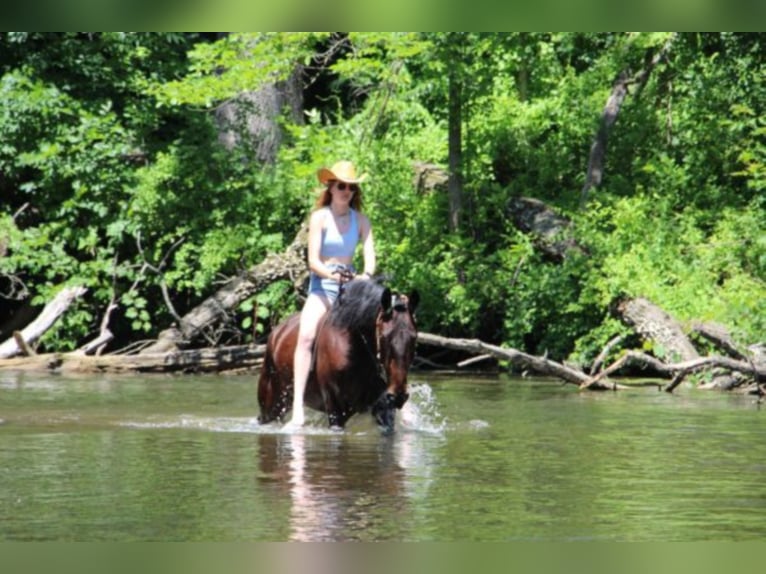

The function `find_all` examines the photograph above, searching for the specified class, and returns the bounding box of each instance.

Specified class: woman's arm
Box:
[359,213,376,277]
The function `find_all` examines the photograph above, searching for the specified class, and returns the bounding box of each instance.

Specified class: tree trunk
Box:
[690,320,751,361]
[580,35,676,207]
[215,70,304,164]
[447,59,463,232]
[140,223,309,354]
[586,350,766,393]
[614,296,747,390]
[580,69,629,205]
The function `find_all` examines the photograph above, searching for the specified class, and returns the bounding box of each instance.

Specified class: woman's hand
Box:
[332,268,355,283]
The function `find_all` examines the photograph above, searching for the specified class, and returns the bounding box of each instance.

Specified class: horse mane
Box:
[326,278,387,331]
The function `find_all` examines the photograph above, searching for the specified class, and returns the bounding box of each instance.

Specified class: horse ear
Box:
[380,287,392,313]
[408,290,420,313]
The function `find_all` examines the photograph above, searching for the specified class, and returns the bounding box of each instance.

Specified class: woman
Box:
[286,160,376,428]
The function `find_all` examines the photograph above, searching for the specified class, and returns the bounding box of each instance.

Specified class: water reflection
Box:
[256,426,440,542]
[285,433,331,541]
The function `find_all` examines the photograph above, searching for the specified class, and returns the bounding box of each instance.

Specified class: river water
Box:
[1,370,764,541]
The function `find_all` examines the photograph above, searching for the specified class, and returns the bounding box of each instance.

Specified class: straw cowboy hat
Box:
[317,160,368,185]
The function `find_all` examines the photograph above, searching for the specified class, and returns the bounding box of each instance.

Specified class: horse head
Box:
[371,287,420,434]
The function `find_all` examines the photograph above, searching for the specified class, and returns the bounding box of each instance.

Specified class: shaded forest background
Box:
[1,32,764,374]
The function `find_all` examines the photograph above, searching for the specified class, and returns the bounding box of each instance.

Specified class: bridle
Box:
[370,294,414,409]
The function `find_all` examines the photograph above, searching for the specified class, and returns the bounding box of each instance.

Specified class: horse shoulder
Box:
[315,323,352,372]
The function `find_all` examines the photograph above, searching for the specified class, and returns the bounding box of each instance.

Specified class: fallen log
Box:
[0,344,266,374]
[0,286,88,359]
[616,297,699,362]
[416,331,626,390]
[614,296,751,389]
[690,320,752,362]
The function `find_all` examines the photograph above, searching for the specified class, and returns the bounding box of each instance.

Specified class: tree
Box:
[1,32,764,374]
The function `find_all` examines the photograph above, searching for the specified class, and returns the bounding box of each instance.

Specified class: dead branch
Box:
[136,232,185,324]
[416,331,624,390]
[664,370,688,394]
[589,350,766,393]
[457,353,494,368]
[12,331,36,356]
[0,286,88,359]
[590,334,624,375]
[1,205,31,300]
[77,329,114,356]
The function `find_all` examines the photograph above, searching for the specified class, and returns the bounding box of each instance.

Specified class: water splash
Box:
[400,382,448,434]
[118,382,452,436]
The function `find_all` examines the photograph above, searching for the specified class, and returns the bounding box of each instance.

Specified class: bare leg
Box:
[285,294,329,428]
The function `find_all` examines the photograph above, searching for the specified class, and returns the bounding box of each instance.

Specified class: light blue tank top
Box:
[320,207,359,259]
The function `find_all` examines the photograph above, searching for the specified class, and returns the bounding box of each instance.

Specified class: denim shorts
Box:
[308,264,355,304]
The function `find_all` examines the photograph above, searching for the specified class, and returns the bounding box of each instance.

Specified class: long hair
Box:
[313,182,363,212]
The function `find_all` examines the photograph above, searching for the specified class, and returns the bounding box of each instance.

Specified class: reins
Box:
[360,321,388,385]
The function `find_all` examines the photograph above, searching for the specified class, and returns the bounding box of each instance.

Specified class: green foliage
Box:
[729,103,766,194]
[238,280,296,341]
[149,33,324,108]
[575,194,766,345]
[1,32,764,361]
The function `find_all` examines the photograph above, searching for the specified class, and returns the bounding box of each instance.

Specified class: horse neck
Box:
[353,318,379,357]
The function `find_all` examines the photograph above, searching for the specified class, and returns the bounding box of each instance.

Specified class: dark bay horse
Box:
[257,279,419,434]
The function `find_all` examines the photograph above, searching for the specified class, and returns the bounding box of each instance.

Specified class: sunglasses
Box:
[333,181,359,192]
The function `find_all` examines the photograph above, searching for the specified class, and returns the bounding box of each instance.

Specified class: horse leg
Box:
[257,351,282,424]
[327,408,354,429]
[316,380,351,429]
[259,367,293,423]
[371,392,397,435]
[322,390,346,429]
[257,318,298,424]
